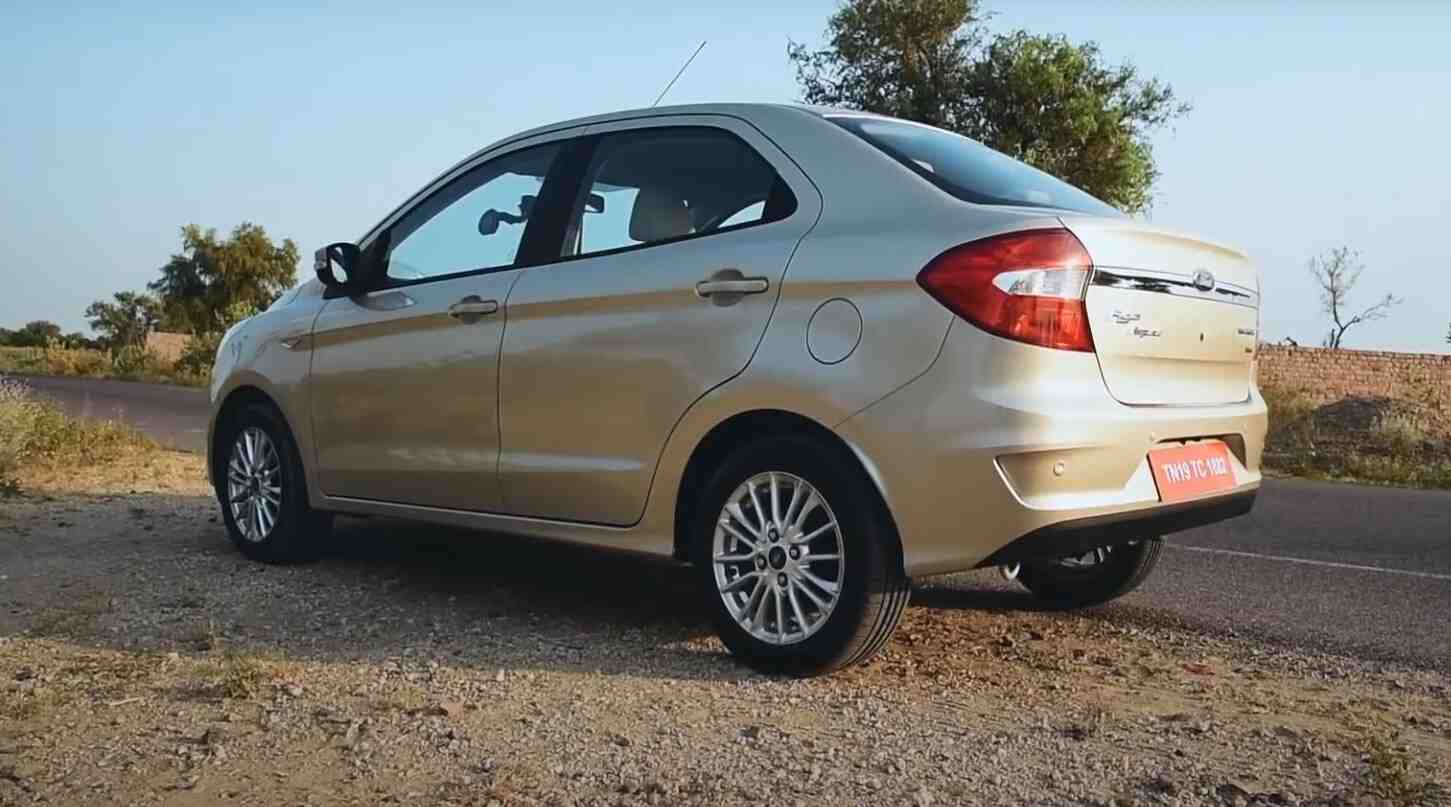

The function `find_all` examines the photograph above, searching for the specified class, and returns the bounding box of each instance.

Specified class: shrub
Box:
[176,332,221,381]
[1260,383,1317,474]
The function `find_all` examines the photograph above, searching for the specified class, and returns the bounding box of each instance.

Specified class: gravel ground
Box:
[1,455,1448,806]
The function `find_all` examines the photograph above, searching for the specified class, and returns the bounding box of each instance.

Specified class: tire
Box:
[693,435,909,676]
[214,402,332,564]
[1016,538,1163,608]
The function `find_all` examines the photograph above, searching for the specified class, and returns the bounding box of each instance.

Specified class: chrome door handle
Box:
[696,278,768,296]
[448,296,499,322]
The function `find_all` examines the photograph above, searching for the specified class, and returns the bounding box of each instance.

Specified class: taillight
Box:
[917,228,1095,352]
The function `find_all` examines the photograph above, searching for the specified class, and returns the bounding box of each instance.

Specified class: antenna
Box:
[651,40,707,108]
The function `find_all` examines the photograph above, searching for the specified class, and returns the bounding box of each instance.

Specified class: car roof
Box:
[467,103,893,161]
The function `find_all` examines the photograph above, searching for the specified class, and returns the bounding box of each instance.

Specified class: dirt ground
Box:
[1,455,1448,806]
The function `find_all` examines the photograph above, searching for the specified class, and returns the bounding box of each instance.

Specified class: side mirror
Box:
[585,193,605,214]
[478,210,502,236]
[314,242,362,292]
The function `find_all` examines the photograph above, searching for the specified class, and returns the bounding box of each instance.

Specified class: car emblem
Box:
[1191,270,1216,292]
[1111,310,1141,324]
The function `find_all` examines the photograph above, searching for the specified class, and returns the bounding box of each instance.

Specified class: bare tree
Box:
[1308,246,1401,349]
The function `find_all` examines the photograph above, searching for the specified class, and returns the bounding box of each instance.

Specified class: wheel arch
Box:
[209,385,287,491]
[671,408,904,575]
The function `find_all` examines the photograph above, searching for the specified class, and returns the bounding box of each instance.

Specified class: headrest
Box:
[629,187,692,243]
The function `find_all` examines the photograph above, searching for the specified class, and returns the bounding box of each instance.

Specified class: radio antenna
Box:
[651,40,707,107]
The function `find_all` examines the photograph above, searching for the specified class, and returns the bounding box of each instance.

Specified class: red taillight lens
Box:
[917,228,1095,352]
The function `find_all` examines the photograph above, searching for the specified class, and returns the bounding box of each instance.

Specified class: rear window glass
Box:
[829,116,1120,216]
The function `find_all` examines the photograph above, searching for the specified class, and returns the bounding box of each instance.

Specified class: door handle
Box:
[695,270,769,306]
[448,296,499,322]
[696,278,768,296]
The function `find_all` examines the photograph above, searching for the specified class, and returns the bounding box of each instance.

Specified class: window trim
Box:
[328,132,589,298]
[366,140,577,292]
[330,117,809,297]
[544,125,799,268]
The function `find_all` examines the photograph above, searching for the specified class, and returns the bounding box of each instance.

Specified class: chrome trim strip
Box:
[1091,266,1258,308]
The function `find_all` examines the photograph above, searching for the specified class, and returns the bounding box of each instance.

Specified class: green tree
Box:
[788,0,1190,212]
[60,332,96,350]
[3,321,64,348]
[148,222,299,336]
[84,292,161,353]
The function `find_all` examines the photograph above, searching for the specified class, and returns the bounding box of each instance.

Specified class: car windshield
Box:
[829,115,1121,216]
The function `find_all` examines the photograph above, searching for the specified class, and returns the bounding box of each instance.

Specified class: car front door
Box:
[496,116,821,525]
[308,138,570,511]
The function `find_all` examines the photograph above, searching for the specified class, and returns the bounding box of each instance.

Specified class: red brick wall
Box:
[1257,345,1451,437]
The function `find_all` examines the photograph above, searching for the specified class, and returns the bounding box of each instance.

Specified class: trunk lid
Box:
[1063,217,1259,406]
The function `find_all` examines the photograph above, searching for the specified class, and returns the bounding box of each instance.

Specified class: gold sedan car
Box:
[208,104,1266,675]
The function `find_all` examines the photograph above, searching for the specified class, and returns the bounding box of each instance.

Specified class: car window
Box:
[385,143,560,282]
[829,116,1121,216]
[563,128,792,258]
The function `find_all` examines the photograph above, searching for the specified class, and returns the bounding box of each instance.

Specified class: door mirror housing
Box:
[314,242,363,293]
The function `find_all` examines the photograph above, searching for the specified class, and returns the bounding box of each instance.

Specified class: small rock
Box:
[283,684,303,698]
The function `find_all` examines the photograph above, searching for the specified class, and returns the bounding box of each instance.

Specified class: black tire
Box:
[214,402,332,564]
[1016,538,1163,608]
[693,435,909,676]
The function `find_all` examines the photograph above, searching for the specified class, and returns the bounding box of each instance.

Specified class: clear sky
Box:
[2,1,1447,351]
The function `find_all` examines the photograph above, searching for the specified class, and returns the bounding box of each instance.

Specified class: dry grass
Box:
[1261,382,1451,489]
[1361,733,1439,806]
[0,345,206,387]
[0,376,174,494]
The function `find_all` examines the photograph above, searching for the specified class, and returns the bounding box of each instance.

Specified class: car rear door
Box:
[496,115,822,525]
[308,136,573,511]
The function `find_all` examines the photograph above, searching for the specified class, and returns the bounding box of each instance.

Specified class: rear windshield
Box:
[829,116,1120,216]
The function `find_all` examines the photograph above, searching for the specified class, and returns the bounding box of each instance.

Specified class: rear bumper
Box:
[835,320,1267,577]
[976,489,1256,568]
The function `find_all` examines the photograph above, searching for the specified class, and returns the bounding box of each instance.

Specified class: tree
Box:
[2,320,64,347]
[1445,322,1450,345]
[149,223,299,336]
[1308,246,1401,349]
[85,291,161,353]
[788,0,1190,213]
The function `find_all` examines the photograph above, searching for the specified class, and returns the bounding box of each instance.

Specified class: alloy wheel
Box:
[227,427,282,543]
[711,471,845,645]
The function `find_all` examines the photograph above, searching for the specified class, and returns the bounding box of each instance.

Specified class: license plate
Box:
[1148,441,1235,503]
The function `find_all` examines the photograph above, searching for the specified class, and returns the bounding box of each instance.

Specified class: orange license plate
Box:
[1148,441,1235,503]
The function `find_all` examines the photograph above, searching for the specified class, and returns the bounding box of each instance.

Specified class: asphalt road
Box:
[16,374,1451,670]
[17,374,210,453]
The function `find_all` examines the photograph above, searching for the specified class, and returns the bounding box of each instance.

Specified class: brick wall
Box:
[1257,344,1451,445]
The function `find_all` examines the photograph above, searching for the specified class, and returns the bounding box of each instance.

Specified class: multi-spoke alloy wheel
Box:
[697,436,910,676]
[712,472,845,645]
[227,426,282,543]
[215,403,330,564]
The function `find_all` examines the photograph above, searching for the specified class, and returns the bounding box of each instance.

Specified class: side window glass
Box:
[386,143,560,281]
[564,128,792,258]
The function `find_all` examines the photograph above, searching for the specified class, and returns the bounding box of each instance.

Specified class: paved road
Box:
[930,476,1451,670]
[17,374,210,453]
[15,374,1451,669]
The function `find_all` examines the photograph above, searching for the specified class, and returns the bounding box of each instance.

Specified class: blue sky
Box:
[2,1,1447,351]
